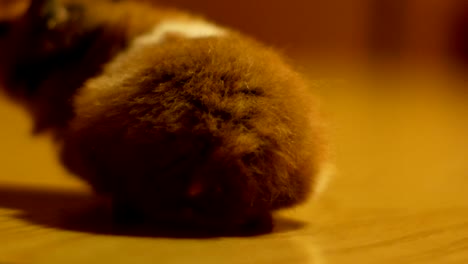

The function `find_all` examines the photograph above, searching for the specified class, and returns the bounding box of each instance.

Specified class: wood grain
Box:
[1,66,467,264]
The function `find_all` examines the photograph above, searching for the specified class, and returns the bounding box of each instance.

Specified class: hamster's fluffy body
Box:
[0,0,327,234]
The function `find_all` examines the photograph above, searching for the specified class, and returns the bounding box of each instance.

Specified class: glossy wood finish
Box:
[1,66,467,264]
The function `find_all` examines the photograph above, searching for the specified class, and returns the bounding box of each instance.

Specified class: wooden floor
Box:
[1,64,467,264]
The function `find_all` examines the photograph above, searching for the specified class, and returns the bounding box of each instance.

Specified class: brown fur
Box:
[0,0,326,234]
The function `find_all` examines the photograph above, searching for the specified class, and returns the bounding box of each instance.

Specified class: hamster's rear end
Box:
[61,33,325,233]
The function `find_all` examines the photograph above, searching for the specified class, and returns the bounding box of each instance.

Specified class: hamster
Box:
[0,0,327,234]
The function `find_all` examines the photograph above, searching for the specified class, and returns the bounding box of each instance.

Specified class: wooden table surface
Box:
[1,65,467,264]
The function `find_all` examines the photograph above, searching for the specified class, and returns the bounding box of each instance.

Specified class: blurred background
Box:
[2,0,467,74]
[155,0,468,74]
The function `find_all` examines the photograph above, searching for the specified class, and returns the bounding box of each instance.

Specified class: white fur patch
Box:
[133,20,227,46]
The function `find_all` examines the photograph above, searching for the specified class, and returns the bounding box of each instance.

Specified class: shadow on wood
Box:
[0,184,306,238]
